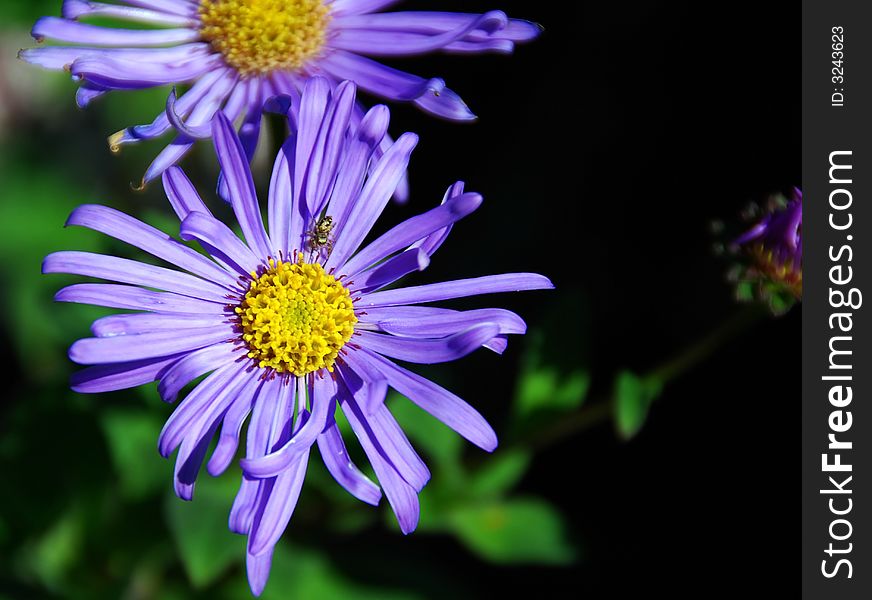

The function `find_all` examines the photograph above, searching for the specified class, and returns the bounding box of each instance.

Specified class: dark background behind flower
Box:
[0,1,798,598]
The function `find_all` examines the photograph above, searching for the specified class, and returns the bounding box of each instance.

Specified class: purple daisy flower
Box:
[732,187,802,301]
[43,77,552,595]
[21,0,540,193]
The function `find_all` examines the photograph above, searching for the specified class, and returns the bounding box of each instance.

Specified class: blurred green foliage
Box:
[613,371,663,440]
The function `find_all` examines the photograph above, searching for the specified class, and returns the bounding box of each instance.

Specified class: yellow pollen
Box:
[236,258,356,375]
[198,0,330,77]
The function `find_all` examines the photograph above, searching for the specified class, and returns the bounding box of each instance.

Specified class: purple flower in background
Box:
[21,0,540,192]
[729,187,802,312]
[43,78,552,595]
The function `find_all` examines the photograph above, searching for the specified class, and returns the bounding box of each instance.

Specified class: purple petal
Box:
[325,132,418,269]
[485,335,508,354]
[292,77,331,222]
[267,137,295,255]
[143,139,193,186]
[327,103,390,239]
[179,211,262,276]
[333,11,541,42]
[43,251,231,303]
[336,378,419,534]
[246,546,274,597]
[70,53,218,89]
[230,477,260,535]
[358,273,554,308]
[240,376,335,479]
[66,204,236,287]
[173,417,220,500]
[215,81,265,201]
[76,82,107,107]
[317,51,444,102]
[366,403,430,491]
[211,113,273,258]
[411,181,465,257]
[318,51,476,120]
[173,367,254,499]
[166,88,212,139]
[245,379,310,555]
[69,327,230,365]
[355,323,500,364]
[32,17,198,46]
[20,43,209,70]
[111,67,224,148]
[158,342,240,403]
[411,84,477,121]
[162,166,213,220]
[91,312,227,337]
[62,0,197,26]
[307,80,357,216]
[330,11,510,56]
[70,354,180,393]
[341,191,481,277]
[158,362,247,458]
[336,359,388,415]
[329,0,403,16]
[344,348,497,452]
[374,128,410,204]
[366,307,526,337]
[123,0,198,17]
[337,365,428,490]
[350,247,429,292]
[246,446,310,556]
[55,283,223,314]
[142,70,239,184]
[207,375,259,476]
[316,422,381,505]
[229,377,286,535]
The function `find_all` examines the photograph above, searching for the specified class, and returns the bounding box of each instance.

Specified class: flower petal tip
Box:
[67,339,90,365]
[62,0,89,20]
[399,514,419,535]
[108,131,125,154]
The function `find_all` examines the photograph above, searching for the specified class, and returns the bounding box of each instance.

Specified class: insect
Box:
[306,215,335,254]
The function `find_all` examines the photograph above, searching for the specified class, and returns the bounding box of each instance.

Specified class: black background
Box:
[365,0,800,596]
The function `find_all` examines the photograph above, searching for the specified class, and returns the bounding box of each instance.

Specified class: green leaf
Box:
[613,371,663,440]
[448,498,575,565]
[165,474,243,589]
[100,408,167,500]
[512,292,592,423]
[735,280,755,302]
[18,507,85,591]
[0,162,108,380]
[467,450,531,499]
[515,366,590,419]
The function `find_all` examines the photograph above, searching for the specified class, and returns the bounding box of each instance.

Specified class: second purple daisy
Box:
[21,0,540,193]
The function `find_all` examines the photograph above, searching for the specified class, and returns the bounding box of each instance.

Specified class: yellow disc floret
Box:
[198,0,330,78]
[236,258,356,375]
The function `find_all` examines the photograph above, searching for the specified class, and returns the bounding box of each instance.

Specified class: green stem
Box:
[520,305,765,451]
[647,305,764,383]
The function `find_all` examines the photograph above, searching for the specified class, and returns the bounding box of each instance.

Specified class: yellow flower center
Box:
[751,244,803,299]
[198,0,330,78]
[236,258,356,376]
